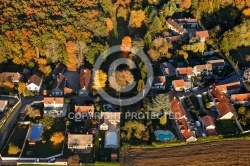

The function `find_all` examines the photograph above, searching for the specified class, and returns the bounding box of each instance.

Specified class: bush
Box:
[8,143,21,155]
[205,102,212,109]
[50,132,64,145]
[64,98,71,104]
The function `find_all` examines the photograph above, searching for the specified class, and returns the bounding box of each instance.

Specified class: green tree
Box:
[148,16,162,35]
[121,120,149,141]
[162,0,176,17]
[151,94,171,117]
[40,114,55,130]
[238,106,247,116]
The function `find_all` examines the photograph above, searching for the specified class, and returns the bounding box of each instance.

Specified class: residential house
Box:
[0,72,23,83]
[68,134,93,150]
[52,63,66,79]
[78,69,92,96]
[215,81,241,95]
[43,97,64,117]
[51,74,67,96]
[231,93,250,104]
[177,118,197,142]
[209,84,231,103]
[189,30,209,42]
[99,112,121,131]
[176,67,193,78]
[243,68,250,81]
[175,18,198,28]
[0,100,8,112]
[26,74,43,93]
[172,80,185,91]
[217,102,235,120]
[99,112,121,148]
[75,105,94,121]
[207,59,225,69]
[151,76,166,90]
[171,96,187,119]
[202,115,216,130]
[166,18,187,34]
[193,64,213,76]
[160,62,176,76]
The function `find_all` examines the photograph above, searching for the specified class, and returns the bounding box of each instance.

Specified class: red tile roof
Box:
[210,85,231,103]
[173,79,185,88]
[79,69,91,90]
[176,67,193,76]
[194,30,209,38]
[28,74,43,86]
[216,81,241,92]
[44,97,64,104]
[171,98,186,119]
[231,93,250,102]
[178,118,194,140]
[1,72,22,82]
[75,105,94,116]
[217,102,233,117]
[202,115,215,128]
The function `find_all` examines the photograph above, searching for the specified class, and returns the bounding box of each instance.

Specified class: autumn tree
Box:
[160,114,167,125]
[182,39,205,53]
[106,18,113,32]
[40,114,55,130]
[148,0,161,5]
[76,41,88,66]
[121,36,132,57]
[129,10,145,28]
[177,50,188,59]
[121,120,149,141]
[50,132,64,145]
[68,154,80,166]
[242,8,250,20]
[26,106,41,119]
[17,82,26,95]
[137,79,145,92]
[8,143,21,155]
[148,37,172,62]
[180,0,192,10]
[66,41,78,71]
[109,70,134,92]
[92,70,107,91]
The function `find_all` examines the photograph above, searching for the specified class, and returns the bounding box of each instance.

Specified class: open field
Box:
[122,140,250,166]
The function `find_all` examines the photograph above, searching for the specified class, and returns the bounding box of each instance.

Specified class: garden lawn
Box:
[215,120,239,135]
[21,118,65,158]
[1,123,29,157]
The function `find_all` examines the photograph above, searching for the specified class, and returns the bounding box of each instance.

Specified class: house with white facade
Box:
[26,74,43,93]
[43,97,64,117]
[68,134,93,150]
[0,100,8,112]
[193,64,213,76]
[166,18,187,35]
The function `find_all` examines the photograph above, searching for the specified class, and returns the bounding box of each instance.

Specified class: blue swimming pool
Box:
[157,132,174,141]
[28,124,44,140]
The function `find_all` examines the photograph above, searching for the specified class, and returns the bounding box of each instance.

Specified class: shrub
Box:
[50,132,64,145]
[8,143,21,155]
[205,102,212,109]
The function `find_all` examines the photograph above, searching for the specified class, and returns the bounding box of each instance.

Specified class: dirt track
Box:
[122,140,250,166]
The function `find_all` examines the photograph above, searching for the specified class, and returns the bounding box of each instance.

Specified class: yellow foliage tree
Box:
[8,143,21,155]
[109,70,134,92]
[129,10,145,28]
[66,41,78,71]
[105,18,113,32]
[50,132,64,145]
[92,70,107,91]
[17,82,26,94]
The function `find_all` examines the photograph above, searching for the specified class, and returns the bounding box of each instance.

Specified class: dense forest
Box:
[0,0,250,77]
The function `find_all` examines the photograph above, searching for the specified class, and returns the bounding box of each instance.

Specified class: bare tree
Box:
[76,41,88,66]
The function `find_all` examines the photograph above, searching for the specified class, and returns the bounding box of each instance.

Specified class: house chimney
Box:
[87,132,88,135]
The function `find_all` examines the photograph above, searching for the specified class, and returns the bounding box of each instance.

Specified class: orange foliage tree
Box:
[66,41,78,71]
[180,0,191,10]
[121,36,132,57]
